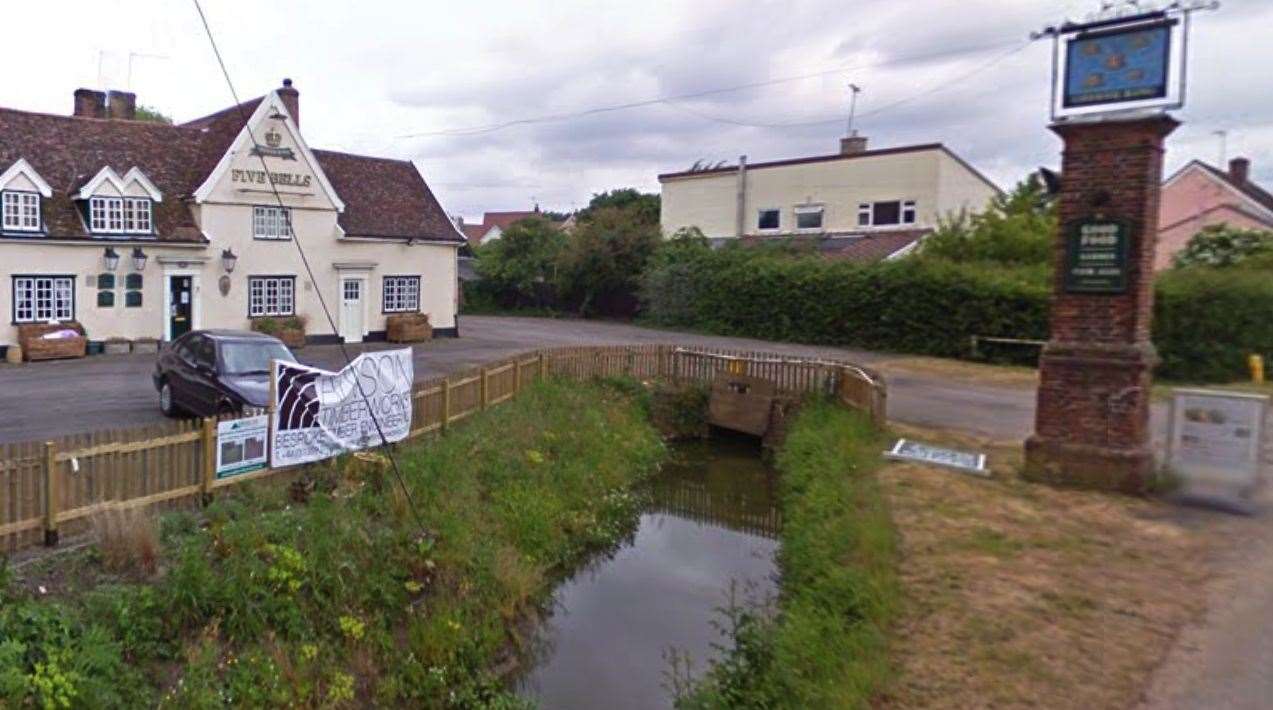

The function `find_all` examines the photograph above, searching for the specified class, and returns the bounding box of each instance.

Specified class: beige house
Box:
[0,80,465,357]
[658,135,1000,259]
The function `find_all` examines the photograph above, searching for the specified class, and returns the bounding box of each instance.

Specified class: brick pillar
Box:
[1024,115,1178,493]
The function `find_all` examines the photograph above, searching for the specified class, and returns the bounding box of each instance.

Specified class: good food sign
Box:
[1064,219,1131,294]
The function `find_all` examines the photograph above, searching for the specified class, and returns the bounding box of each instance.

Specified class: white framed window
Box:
[757,208,780,231]
[12,275,75,323]
[794,205,824,231]
[2,191,41,232]
[858,200,918,228]
[253,206,292,240]
[383,276,421,313]
[248,276,296,317]
[88,196,151,234]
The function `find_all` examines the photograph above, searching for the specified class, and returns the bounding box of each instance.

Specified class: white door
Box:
[340,278,364,343]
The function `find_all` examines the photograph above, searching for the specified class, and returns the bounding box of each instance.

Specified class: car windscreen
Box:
[219,341,296,376]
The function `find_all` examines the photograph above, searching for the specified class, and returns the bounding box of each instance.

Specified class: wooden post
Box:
[480,367,489,409]
[43,441,58,547]
[514,359,522,393]
[201,417,216,503]
[441,379,451,431]
[537,353,545,380]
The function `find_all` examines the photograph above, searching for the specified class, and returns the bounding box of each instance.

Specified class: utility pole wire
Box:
[190,0,429,534]
[397,38,1025,139]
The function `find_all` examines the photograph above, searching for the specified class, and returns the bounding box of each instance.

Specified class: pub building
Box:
[0,79,464,359]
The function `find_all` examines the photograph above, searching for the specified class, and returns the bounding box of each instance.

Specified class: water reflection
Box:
[518,436,781,709]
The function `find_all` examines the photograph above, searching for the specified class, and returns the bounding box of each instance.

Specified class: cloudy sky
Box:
[2,0,1268,220]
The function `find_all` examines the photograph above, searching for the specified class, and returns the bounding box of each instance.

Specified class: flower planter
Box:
[103,339,132,355]
[276,328,307,349]
[5,346,22,365]
[18,322,87,362]
[251,317,308,349]
[386,313,432,343]
[132,338,159,354]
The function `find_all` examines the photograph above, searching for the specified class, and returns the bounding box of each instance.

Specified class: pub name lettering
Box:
[231,168,313,188]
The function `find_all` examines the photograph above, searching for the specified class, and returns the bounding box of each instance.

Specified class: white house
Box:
[658,133,1001,260]
[0,79,465,357]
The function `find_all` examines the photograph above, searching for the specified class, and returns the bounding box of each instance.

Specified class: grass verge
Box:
[0,379,664,708]
[877,423,1216,708]
[674,399,896,709]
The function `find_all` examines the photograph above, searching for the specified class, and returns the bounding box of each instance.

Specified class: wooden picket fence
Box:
[0,344,884,554]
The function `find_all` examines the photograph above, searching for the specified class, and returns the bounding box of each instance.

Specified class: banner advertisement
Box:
[271,349,414,468]
[216,415,269,479]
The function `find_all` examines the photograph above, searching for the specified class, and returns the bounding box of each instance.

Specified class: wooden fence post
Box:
[43,441,58,547]
[480,367,489,409]
[201,417,216,503]
[441,379,451,431]
[514,359,522,393]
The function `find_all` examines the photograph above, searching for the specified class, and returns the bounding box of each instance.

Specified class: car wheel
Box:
[159,381,179,417]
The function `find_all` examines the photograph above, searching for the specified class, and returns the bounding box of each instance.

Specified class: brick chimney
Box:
[73,89,106,118]
[106,90,136,120]
[840,133,868,155]
[1230,157,1251,185]
[277,78,299,127]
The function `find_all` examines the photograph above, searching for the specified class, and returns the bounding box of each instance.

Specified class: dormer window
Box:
[2,191,41,232]
[77,166,162,236]
[0,158,51,234]
[89,197,152,234]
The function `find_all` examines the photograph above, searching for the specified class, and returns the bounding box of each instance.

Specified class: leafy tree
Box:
[134,105,173,125]
[1172,224,1273,268]
[578,189,660,226]
[557,206,662,316]
[539,209,572,222]
[473,216,566,306]
[918,174,1056,266]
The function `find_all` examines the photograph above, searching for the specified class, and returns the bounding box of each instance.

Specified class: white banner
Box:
[271,349,414,468]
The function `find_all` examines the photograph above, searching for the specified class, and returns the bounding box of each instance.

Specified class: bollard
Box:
[1250,354,1265,385]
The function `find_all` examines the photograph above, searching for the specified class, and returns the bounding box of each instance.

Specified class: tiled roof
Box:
[738,229,928,263]
[0,107,215,242]
[460,223,488,247]
[1193,161,1273,215]
[312,149,463,243]
[818,229,928,262]
[0,94,461,244]
[480,210,540,231]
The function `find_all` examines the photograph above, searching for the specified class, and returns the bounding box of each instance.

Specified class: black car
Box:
[153,330,296,417]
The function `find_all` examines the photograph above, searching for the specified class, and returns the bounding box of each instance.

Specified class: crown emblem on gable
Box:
[265,128,282,148]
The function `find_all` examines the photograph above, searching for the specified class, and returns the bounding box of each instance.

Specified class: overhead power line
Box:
[190,0,429,535]
[397,38,1026,139]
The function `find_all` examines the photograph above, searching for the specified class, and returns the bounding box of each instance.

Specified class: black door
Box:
[170,276,192,339]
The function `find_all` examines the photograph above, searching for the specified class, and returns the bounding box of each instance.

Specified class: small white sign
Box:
[885,439,988,476]
[216,415,269,479]
[1168,389,1268,492]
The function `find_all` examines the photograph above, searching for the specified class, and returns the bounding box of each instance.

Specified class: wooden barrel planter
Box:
[386,313,432,343]
[18,322,88,362]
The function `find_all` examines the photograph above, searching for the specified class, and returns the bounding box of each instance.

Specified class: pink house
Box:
[1157,157,1273,270]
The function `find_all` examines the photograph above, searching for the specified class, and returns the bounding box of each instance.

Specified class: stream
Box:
[517,436,782,709]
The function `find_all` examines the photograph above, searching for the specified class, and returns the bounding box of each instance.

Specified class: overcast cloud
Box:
[2,0,1269,220]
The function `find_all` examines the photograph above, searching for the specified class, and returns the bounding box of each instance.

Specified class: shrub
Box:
[1172,224,1273,268]
[473,215,566,307]
[642,245,1270,382]
[1154,268,1273,381]
[92,505,160,577]
[918,174,1055,266]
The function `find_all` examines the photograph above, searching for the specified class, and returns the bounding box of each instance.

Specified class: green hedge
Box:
[1153,269,1273,381]
[641,248,1272,382]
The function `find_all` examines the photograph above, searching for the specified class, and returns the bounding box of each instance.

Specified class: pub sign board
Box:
[1063,20,1174,108]
[1064,219,1131,294]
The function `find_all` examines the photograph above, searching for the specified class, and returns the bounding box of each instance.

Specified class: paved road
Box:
[0,315,1042,445]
